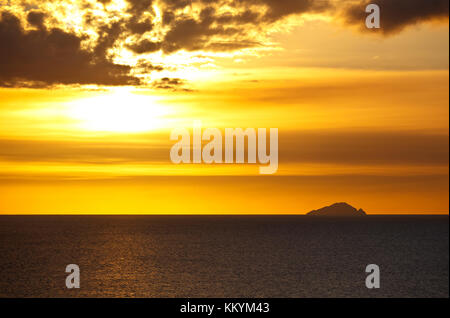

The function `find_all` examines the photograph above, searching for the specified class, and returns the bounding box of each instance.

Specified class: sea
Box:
[0,215,448,298]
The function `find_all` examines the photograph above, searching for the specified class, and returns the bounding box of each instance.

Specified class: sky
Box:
[0,0,448,214]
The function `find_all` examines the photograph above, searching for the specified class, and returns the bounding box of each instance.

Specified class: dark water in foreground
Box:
[0,215,448,298]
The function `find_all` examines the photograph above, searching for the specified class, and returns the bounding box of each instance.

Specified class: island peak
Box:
[307,202,366,216]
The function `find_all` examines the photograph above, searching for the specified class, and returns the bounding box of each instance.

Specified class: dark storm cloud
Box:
[135,60,164,73]
[152,77,192,91]
[162,14,222,53]
[126,17,154,34]
[0,11,140,88]
[127,39,162,54]
[132,5,262,54]
[126,0,331,54]
[215,9,261,25]
[94,21,124,56]
[344,0,449,34]
[26,10,45,29]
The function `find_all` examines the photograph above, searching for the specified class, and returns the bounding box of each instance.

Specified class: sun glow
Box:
[67,89,172,133]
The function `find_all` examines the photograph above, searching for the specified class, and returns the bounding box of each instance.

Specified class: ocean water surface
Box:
[0,215,448,298]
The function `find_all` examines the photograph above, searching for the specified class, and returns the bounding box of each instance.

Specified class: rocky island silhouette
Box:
[307,202,366,216]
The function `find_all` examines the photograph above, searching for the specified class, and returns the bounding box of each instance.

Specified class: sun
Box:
[67,89,172,133]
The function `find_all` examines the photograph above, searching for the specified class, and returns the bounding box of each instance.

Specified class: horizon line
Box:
[0,213,448,216]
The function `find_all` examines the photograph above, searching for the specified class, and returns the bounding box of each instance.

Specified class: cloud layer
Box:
[0,0,448,88]
[0,131,447,166]
[0,11,139,87]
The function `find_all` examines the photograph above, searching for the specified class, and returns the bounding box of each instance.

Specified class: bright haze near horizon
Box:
[0,0,448,214]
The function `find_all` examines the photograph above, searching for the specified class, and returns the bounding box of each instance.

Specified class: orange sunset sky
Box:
[0,0,448,214]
